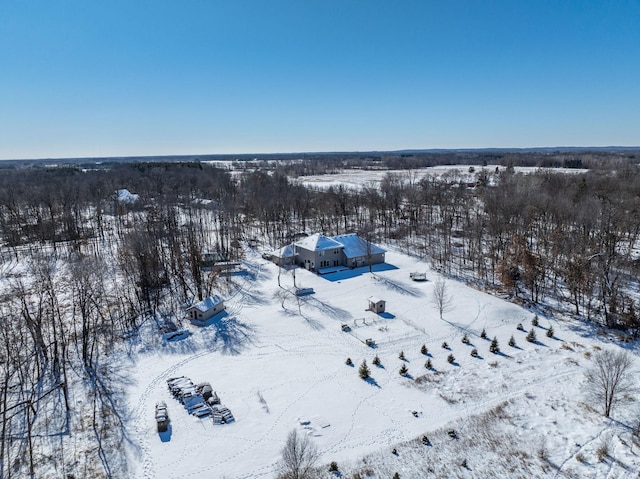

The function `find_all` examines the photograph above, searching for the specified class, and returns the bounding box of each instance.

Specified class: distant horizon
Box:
[3,144,640,163]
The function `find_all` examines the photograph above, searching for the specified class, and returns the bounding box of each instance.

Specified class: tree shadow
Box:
[364,377,381,388]
[305,297,354,322]
[198,314,256,355]
[372,272,423,297]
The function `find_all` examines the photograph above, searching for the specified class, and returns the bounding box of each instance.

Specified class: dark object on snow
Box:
[196,382,213,401]
[447,429,457,439]
[295,287,314,296]
[365,338,376,347]
[156,401,169,432]
[341,324,351,332]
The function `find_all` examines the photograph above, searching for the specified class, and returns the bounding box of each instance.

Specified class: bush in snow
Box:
[508,335,516,347]
[462,334,470,344]
[546,325,554,338]
[470,348,478,357]
[517,323,524,331]
[442,341,449,349]
[393,473,400,479]
[489,337,500,354]
[329,461,339,472]
[425,358,432,369]
[480,328,488,339]
[421,344,428,355]
[447,354,455,364]
[532,315,539,327]
[526,329,537,343]
[399,364,409,376]
[345,357,353,366]
[372,355,381,366]
[399,350,406,360]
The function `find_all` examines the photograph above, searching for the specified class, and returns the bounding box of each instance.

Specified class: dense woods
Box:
[1,150,640,477]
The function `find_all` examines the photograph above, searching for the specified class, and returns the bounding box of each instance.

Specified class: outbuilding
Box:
[186,295,225,322]
[368,296,386,314]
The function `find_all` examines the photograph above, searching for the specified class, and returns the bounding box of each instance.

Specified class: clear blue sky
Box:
[1,0,639,159]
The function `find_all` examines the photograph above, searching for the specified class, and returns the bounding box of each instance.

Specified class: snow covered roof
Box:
[271,244,297,259]
[332,233,386,259]
[187,295,224,312]
[368,296,384,304]
[294,233,343,252]
[115,188,139,203]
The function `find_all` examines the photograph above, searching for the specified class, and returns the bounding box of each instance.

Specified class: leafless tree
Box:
[585,349,636,418]
[432,276,453,320]
[277,429,320,479]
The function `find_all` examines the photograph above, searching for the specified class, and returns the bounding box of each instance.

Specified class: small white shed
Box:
[368,296,386,314]
[187,295,225,322]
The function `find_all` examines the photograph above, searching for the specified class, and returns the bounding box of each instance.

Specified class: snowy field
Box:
[294,165,588,190]
[126,249,639,479]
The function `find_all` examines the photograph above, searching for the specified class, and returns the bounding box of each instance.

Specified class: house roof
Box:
[368,296,384,304]
[187,295,224,312]
[294,233,343,252]
[332,234,386,259]
[271,244,297,259]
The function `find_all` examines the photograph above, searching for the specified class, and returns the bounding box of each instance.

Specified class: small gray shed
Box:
[368,296,386,314]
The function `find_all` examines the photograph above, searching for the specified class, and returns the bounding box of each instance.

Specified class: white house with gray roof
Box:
[186,295,225,322]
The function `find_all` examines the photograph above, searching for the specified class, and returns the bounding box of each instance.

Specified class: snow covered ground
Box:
[125,249,640,479]
[294,165,588,190]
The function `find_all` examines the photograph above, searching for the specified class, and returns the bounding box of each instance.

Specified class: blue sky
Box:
[1,1,639,159]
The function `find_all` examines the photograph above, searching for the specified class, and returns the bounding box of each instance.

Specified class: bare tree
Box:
[585,349,636,418]
[431,276,453,319]
[277,429,320,479]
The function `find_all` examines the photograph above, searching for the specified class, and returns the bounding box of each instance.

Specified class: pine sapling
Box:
[447,354,455,364]
[480,328,488,339]
[399,350,406,360]
[420,344,428,355]
[489,337,500,354]
[462,333,469,344]
[372,355,381,366]
[546,325,554,338]
[508,335,516,347]
[359,360,370,379]
[425,358,432,369]
[470,348,478,357]
[526,329,537,343]
[399,364,409,376]
[345,357,353,366]
[532,315,539,327]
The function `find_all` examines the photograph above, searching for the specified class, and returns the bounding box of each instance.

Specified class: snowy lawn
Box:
[125,250,640,479]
